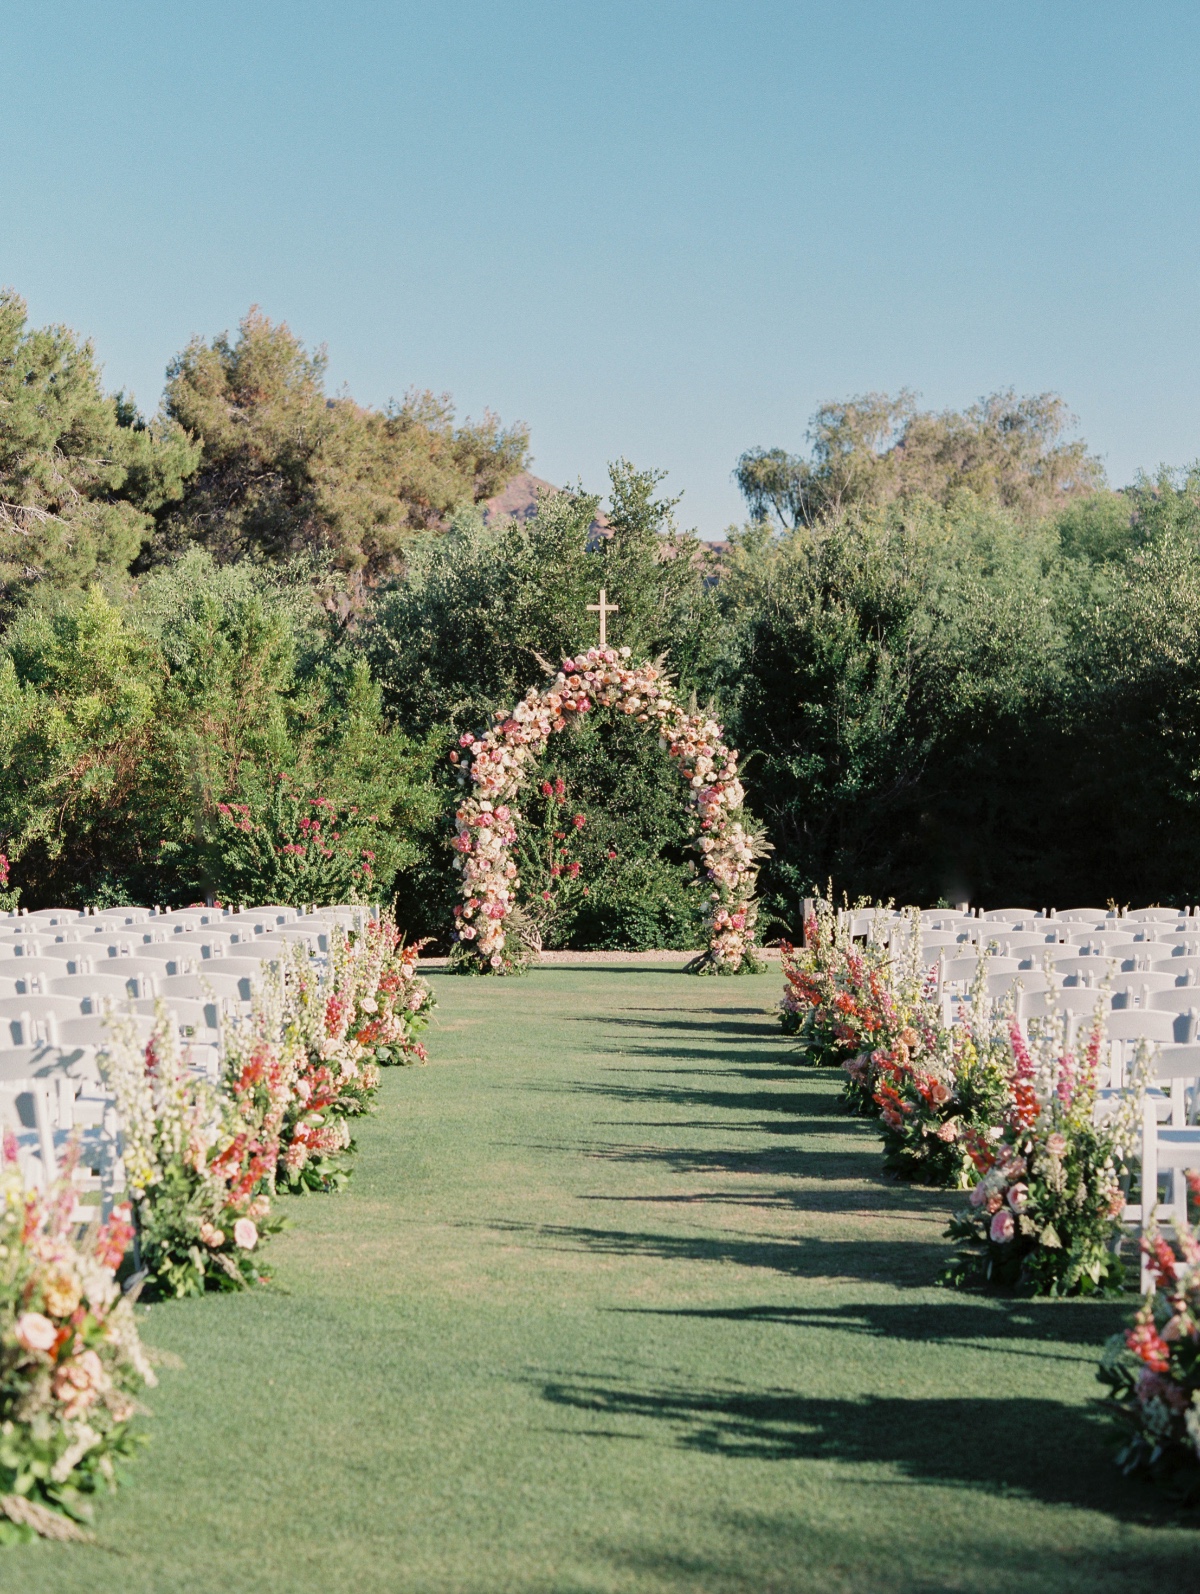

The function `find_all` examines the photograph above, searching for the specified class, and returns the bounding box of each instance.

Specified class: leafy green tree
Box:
[0,290,198,614]
[156,308,529,584]
[366,461,723,739]
[0,556,437,908]
[723,498,1075,926]
[736,390,1104,530]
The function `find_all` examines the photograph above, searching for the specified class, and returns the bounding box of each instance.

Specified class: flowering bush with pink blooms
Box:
[447,648,765,973]
[0,1144,153,1542]
[1100,1191,1200,1499]
[211,780,388,907]
[942,1011,1142,1295]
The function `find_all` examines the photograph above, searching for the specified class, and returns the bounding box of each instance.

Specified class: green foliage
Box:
[156,308,529,581]
[209,787,383,908]
[518,713,700,951]
[366,461,723,740]
[0,555,437,908]
[0,290,198,614]
[735,389,1104,530]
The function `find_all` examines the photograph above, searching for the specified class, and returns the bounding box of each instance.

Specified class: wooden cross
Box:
[587,587,619,647]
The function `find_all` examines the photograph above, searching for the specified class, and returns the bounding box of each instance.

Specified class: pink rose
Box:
[935,1119,960,1142]
[1006,1183,1029,1212]
[233,1218,258,1250]
[989,1209,1016,1244]
[1046,1133,1067,1158]
[53,1348,108,1418]
[15,1311,56,1353]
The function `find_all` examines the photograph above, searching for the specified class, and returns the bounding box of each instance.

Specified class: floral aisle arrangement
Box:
[99,1007,284,1297]
[942,1013,1143,1296]
[1099,1193,1200,1499]
[778,901,932,1102]
[270,916,433,1192]
[446,647,766,974]
[872,963,1012,1188]
[0,1141,154,1543]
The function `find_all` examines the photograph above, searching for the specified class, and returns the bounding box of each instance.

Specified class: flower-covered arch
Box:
[447,647,764,973]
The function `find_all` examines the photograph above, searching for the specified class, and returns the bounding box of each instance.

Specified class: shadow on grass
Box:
[536,1372,1180,1525]
[578,1180,948,1216]
[563,1078,835,1117]
[483,1220,947,1284]
[580,1137,882,1180]
[577,1014,784,1040]
[594,1511,1198,1594]
[610,1297,1132,1351]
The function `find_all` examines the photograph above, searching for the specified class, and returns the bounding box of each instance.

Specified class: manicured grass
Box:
[19,966,1197,1592]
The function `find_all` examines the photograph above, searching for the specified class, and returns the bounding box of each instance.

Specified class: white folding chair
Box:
[1110,974,1187,1005]
[158,971,255,1004]
[47,970,153,1002]
[1023,987,1112,1021]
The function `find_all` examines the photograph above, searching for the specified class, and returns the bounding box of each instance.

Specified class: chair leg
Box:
[1141,1096,1160,1294]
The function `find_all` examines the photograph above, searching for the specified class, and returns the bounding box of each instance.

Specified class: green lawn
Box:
[18,966,1197,1592]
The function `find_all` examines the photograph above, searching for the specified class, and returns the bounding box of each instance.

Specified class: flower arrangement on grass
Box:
[447,648,765,974]
[1099,1189,1200,1500]
[0,1141,154,1543]
[99,1006,284,1297]
[872,963,1012,1187]
[779,902,939,1117]
[268,915,433,1192]
[942,1012,1142,1296]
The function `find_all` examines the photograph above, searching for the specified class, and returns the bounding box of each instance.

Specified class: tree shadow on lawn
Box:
[610,1297,1131,1354]
[505,1137,885,1188]
[609,1062,828,1084]
[567,1136,888,1184]
[578,1181,946,1216]
[564,1077,837,1119]
[576,1013,784,1041]
[535,1372,1180,1526]
[482,1220,948,1285]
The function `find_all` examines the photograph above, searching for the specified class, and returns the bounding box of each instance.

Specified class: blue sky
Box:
[3,1,1198,536]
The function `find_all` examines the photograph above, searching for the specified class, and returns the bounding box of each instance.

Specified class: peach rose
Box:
[53,1349,109,1418]
[15,1311,56,1353]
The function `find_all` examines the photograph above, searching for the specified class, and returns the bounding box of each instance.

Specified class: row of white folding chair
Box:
[939,947,1200,982]
[1132,1049,1200,1284]
[0,1062,124,1216]
[0,997,222,1068]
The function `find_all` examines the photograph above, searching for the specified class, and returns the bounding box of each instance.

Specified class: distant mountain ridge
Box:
[481,471,611,538]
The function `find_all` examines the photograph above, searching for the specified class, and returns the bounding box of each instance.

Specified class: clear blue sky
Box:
[4,1,1198,536]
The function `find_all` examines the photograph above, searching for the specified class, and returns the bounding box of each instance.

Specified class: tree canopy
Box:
[156,308,530,582]
[735,389,1105,530]
[0,290,198,614]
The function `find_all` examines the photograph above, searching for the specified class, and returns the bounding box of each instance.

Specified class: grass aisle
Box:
[25,967,1197,1593]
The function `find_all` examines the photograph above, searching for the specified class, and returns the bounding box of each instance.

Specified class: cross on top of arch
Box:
[447,646,762,973]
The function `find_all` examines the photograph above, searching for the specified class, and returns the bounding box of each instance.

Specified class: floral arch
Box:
[447,646,763,973]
